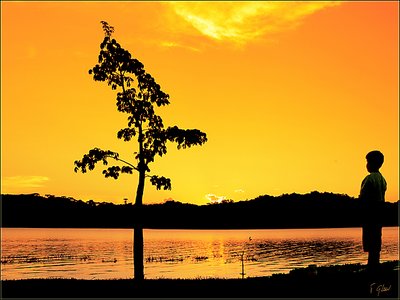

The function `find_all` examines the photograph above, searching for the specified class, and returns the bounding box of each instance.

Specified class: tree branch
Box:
[105,155,138,171]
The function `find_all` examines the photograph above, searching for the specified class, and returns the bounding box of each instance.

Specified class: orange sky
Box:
[1,1,399,205]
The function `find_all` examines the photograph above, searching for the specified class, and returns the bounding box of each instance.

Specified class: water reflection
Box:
[1,227,398,280]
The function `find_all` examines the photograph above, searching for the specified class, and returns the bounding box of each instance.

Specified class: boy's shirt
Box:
[359,172,387,203]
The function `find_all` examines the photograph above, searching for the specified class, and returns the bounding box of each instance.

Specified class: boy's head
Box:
[366,150,384,172]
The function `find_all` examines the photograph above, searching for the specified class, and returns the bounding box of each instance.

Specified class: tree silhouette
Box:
[74,21,207,281]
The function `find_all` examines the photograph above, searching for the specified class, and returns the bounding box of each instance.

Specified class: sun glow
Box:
[206,194,227,204]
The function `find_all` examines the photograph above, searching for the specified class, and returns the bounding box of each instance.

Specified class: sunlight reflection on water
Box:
[1,227,398,280]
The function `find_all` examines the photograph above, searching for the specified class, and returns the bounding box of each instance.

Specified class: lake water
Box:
[1,227,398,280]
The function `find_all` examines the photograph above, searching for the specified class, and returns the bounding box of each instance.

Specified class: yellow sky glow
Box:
[1,1,399,205]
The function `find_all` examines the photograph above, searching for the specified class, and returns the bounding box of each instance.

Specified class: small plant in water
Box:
[240,236,253,279]
[194,256,208,262]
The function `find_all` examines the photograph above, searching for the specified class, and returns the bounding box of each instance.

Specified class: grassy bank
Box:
[1,261,398,298]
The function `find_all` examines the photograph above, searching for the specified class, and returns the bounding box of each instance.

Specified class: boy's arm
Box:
[359,175,371,201]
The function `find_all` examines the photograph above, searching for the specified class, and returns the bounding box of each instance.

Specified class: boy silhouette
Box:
[359,150,387,271]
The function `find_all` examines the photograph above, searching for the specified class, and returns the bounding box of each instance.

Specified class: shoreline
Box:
[2,261,399,298]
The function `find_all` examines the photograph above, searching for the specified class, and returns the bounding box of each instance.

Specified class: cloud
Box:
[2,176,49,189]
[168,2,340,44]
[206,193,226,203]
[160,41,201,52]
[234,189,245,193]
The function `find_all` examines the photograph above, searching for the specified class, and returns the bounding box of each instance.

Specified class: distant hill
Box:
[1,192,398,229]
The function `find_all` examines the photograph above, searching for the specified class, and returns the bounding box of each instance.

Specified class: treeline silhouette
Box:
[1,192,398,229]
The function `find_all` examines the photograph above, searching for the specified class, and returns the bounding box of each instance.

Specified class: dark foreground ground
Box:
[1,261,399,298]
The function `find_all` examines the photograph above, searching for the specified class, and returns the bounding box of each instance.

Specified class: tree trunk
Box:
[134,169,145,281]
[133,224,144,281]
